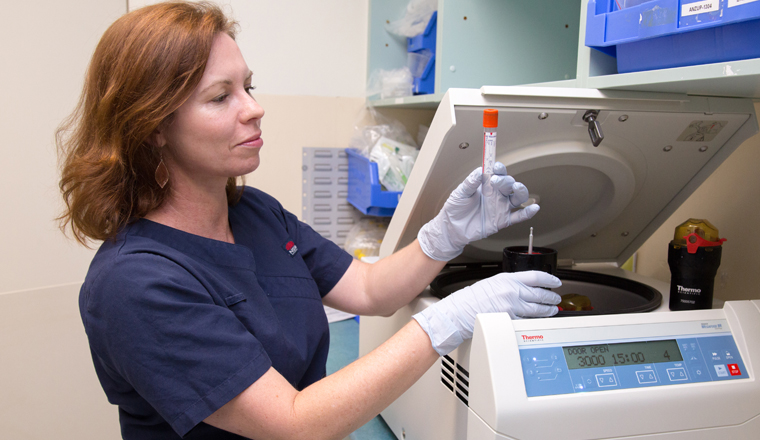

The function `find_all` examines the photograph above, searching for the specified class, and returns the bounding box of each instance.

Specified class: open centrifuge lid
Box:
[379,87,757,266]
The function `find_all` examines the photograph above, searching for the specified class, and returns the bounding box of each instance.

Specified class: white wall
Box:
[130,0,369,97]
[1,1,126,436]
[0,284,120,438]
[0,1,125,294]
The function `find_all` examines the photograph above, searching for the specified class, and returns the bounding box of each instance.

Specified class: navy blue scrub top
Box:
[80,187,353,439]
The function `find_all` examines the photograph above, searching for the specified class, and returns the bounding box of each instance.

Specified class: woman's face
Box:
[157,33,264,187]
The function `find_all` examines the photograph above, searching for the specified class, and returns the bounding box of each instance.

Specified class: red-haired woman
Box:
[58,2,560,439]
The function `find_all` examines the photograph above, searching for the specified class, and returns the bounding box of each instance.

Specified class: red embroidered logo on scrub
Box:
[284,240,298,256]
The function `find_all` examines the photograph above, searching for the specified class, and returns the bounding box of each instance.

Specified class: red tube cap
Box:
[483,109,498,128]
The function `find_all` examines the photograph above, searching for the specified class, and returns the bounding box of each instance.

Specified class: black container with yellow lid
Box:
[667,219,726,311]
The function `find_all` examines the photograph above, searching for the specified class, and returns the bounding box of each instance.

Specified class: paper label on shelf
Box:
[728,0,760,7]
[681,0,720,16]
[677,121,728,142]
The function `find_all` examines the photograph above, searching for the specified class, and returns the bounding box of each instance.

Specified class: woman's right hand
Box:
[413,271,562,356]
[417,163,539,262]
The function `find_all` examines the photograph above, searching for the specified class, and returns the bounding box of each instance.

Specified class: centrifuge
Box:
[359,87,760,439]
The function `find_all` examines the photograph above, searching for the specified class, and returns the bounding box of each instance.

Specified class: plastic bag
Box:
[369,136,418,192]
[348,106,418,158]
[416,124,429,147]
[343,217,391,260]
[407,49,433,77]
[367,67,414,99]
[385,0,438,37]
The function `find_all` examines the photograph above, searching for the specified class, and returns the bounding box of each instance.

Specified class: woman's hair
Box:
[57,1,242,246]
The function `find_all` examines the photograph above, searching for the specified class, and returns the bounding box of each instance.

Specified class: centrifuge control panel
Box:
[517,319,749,397]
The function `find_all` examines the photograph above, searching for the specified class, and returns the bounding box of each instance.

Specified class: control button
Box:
[595,373,617,387]
[531,356,554,367]
[536,367,557,381]
[728,364,741,376]
[580,375,595,391]
[714,364,728,377]
[537,374,558,381]
[667,368,688,381]
[636,370,657,384]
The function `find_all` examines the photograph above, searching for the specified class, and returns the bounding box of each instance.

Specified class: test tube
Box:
[528,227,534,255]
[482,109,498,186]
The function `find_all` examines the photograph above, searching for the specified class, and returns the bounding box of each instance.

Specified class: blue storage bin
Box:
[407,11,437,95]
[586,0,760,73]
[345,149,401,217]
[407,11,437,52]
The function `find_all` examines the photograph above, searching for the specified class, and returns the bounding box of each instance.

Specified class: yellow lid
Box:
[559,293,593,311]
[672,218,720,245]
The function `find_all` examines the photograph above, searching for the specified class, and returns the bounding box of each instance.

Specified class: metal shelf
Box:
[368,93,444,109]
[585,58,760,99]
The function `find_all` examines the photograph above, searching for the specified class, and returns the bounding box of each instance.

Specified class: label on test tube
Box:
[483,131,496,177]
[482,109,499,185]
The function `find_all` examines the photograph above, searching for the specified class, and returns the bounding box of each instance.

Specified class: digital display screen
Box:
[563,340,683,370]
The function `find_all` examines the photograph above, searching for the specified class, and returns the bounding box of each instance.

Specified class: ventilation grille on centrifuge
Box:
[441,354,469,406]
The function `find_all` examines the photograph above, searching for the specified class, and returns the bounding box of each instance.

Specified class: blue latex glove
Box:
[414,271,562,356]
[418,163,539,261]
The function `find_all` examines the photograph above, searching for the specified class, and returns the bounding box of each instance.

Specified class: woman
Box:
[58,2,561,439]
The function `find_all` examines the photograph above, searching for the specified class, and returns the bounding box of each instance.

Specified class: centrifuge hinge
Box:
[583,110,604,147]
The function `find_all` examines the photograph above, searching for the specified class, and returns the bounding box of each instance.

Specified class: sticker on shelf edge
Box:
[681,0,720,16]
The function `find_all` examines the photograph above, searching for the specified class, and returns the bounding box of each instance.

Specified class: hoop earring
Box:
[155,151,169,189]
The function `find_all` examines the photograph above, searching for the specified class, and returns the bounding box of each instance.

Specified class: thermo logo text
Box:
[677,285,702,295]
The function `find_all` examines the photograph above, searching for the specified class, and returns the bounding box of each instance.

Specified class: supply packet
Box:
[369,136,418,192]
